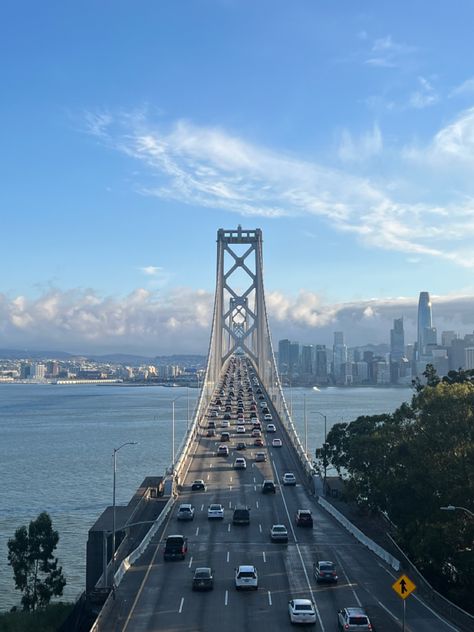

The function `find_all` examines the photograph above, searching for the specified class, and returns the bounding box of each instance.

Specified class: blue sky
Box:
[2,1,474,354]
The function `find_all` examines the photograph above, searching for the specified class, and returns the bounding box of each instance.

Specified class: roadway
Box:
[101,357,460,632]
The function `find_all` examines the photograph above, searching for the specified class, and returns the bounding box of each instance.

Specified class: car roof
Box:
[319,560,334,565]
[193,479,204,483]
[292,598,313,606]
[179,503,193,508]
[271,524,287,529]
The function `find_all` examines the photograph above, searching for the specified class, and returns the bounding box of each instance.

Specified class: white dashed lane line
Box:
[225,590,228,606]
[179,597,184,613]
[226,551,230,563]
[188,556,193,569]
[268,591,272,606]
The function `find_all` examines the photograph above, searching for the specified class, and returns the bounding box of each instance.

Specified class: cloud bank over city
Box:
[1,288,473,356]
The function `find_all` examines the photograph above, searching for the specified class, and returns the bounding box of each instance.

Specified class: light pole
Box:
[441,505,474,518]
[313,410,328,492]
[112,441,137,590]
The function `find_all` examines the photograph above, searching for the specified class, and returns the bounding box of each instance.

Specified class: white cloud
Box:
[408,76,439,109]
[365,35,417,68]
[449,77,474,97]
[85,109,474,269]
[337,123,383,162]
[140,266,163,276]
[1,288,474,354]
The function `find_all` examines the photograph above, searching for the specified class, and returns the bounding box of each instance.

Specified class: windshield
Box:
[238,571,256,578]
[296,604,313,611]
[349,617,368,624]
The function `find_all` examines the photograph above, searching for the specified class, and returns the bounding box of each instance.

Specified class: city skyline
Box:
[2,3,474,354]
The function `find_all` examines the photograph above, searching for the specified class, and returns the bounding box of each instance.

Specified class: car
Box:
[255,452,266,462]
[272,438,282,447]
[261,480,276,494]
[254,438,264,447]
[223,413,231,420]
[236,425,246,434]
[232,506,250,525]
[282,472,296,486]
[220,432,231,442]
[208,503,225,519]
[266,423,276,433]
[236,441,246,450]
[192,567,214,591]
[270,524,288,543]
[288,599,317,625]
[208,420,216,429]
[251,428,262,437]
[164,534,188,561]
[295,509,313,527]
[234,457,247,469]
[264,414,273,421]
[191,479,207,491]
[206,428,216,437]
[314,560,338,583]
[209,410,218,417]
[337,607,372,631]
[217,444,229,456]
[235,565,258,590]
[177,503,195,521]
[221,420,230,428]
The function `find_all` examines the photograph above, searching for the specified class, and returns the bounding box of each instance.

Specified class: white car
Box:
[255,452,266,462]
[208,503,224,519]
[288,599,317,624]
[236,425,246,434]
[272,438,282,447]
[235,565,258,590]
[234,457,247,469]
[266,423,276,433]
[221,420,230,428]
[264,413,272,421]
[282,472,296,486]
[270,524,288,543]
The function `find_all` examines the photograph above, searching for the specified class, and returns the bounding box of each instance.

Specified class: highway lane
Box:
[102,357,460,632]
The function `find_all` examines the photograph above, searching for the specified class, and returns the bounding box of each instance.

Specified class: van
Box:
[163,534,188,560]
[232,506,250,525]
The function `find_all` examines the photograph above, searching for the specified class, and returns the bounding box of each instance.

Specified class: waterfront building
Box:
[333,331,347,383]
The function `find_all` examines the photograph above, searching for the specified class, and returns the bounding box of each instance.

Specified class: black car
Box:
[295,509,313,527]
[192,567,214,591]
[261,480,276,494]
[191,479,206,491]
[236,442,246,450]
[164,534,188,560]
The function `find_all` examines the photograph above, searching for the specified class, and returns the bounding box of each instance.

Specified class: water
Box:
[0,383,412,611]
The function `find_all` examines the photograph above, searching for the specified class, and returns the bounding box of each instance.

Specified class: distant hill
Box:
[0,348,75,360]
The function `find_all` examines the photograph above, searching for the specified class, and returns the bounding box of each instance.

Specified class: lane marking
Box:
[253,476,256,483]
[188,556,193,569]
[268,591,272,606]
[225,589,228,606]
[226,551,230,563]
[272,466,325,632]
[254,485,257,492]
[377,599,400,622]
[195,527,199,536]
[229,485,232,491]
[263,551,266,563]
[207,473,210,480]
[200,504,204,511]
[229,500,232,509]
[335,552,361,606]
[230,476,233,482]
[259,524,262,533]
[256,500,259,509]
[228,523,231,532]
[179,597,184,613]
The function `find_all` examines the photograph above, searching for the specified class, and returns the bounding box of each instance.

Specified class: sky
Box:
[2,1,474,355]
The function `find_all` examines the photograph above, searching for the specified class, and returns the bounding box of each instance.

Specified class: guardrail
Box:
[318,497,400,571]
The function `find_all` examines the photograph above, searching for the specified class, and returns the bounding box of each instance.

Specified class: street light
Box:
[312,410,328,491]
[440,505,474,518]
[112,441,138,590]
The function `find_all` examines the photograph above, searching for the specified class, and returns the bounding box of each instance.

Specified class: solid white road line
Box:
[225,589,229,606]
[179,597,184,613]
[334,552,361,606]
[377,600,400,623]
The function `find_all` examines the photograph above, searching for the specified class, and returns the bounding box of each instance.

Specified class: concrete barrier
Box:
[318,497,401,571]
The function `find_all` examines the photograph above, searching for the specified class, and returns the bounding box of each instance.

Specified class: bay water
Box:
[0,383,411,611]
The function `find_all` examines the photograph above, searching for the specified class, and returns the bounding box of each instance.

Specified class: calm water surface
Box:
[0,383,412,611]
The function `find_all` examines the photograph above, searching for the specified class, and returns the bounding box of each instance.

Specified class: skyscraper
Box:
[390,318,405,361]
[417,291,435,359]
[278,339,291,374]
[333,331,347,382]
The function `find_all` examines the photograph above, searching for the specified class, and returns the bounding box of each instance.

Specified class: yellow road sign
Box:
[392,574,416,599]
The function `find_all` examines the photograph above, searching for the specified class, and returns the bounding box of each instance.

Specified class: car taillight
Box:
[344,626,349,631]
[368,625,372,631]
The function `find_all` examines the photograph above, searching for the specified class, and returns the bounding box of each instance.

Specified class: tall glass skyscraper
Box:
[417,291,434,359]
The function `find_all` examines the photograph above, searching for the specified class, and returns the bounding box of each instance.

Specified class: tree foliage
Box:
[7,512,66,612]
[325,368,474,612]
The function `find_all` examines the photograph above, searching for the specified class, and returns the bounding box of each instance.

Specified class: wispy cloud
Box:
[449,77,474,98]
[140,266,163,276]
[85,109,474,269]
[408,76,439,109]
[365,35,417,68]
[337,123,383,162]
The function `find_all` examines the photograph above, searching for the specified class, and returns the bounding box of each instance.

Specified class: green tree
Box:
[7,512,66,611]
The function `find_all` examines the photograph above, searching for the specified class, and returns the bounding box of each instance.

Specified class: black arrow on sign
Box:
[400,579,408,594]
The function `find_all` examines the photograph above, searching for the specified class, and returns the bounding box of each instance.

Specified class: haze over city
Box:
[3,2,474,354]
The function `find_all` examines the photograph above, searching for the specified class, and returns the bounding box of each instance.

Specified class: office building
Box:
[333,331,347,382]
[289,342,300,376]
[417,291,436,360]
[301,345,314,375]
[390,318,405,362]
[278,339,291,375]
[314,345,328,384]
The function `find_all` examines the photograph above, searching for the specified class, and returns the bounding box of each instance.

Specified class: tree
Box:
[7,512,66,611]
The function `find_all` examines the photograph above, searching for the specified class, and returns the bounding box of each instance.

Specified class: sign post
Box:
[392,574,416,632]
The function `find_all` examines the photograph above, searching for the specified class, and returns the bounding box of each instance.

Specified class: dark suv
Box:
[164,534,188,560]
[295,509,313,527]
[261,480,276,494]
[232,506,250,525]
